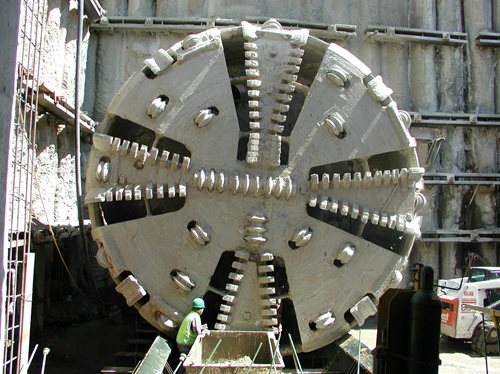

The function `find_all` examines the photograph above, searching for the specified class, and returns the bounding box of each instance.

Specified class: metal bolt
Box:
[96,245,112,269]
[336,243,355,265]
[291,227,313,248]
[323,112,345,137]
[171,271,195,292]
[313,311,335,329]
[414,192,427,214]
[147,96,167,119]
[398,110,412,128]
[327,68,350,87]
[96,160,110,183]
[189,222,210,246]
[262,19,282,31]
[194,108,216,128]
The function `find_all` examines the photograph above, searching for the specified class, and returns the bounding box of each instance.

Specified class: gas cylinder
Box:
[408,266,441,374]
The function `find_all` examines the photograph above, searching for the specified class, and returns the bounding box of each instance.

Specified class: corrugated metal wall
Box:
[86,0,500,279]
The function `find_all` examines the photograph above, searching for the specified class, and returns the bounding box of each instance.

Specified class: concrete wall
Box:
[82,0,500,279]
[30,0,91,226]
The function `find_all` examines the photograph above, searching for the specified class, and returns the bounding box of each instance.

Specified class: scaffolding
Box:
[2,0,46,372]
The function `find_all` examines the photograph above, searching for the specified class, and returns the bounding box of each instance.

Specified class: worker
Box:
[176,297,209,355]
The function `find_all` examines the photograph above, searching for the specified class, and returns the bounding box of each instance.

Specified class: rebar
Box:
[245,342,263,374]
[199,339,222,374]
[268,331,282,374]
[288,334,303,374]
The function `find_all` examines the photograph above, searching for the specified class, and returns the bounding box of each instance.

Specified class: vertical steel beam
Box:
[495,0,500,114]
[355,0,382,74]
[410,0,438,111]
[464,0,497,266]
[410,0,440,274]
[437,0,466,279]
[93,0,127,120]
[380,0,410,108]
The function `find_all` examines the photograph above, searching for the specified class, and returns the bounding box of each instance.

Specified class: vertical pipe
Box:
[482,313,489,373]
[437,0,466,279]
[40,347,50,374]
[75,0,88,255]
[463,0,497,266]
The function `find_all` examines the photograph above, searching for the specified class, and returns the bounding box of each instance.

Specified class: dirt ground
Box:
[352,320,500,374]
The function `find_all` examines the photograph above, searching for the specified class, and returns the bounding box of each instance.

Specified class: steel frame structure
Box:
[2,0,46,372]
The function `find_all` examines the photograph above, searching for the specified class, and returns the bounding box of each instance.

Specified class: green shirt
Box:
[176,311,201,347]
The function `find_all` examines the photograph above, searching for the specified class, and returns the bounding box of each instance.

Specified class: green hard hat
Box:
[192,297,205,309]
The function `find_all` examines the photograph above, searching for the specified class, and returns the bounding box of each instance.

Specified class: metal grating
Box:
[3,0,46,373]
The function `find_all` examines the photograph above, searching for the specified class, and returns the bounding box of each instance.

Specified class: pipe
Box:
[19,344,38,372]
[75,0,88,257]
[482,313,489,374]
[40,347,50,374]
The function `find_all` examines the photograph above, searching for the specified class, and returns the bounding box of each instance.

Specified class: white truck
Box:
[437,267,500,354]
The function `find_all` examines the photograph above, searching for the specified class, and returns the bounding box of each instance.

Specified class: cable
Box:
[33,173,80,291]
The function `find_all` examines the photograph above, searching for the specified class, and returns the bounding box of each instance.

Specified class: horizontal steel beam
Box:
[365,26,467,46]
[424,173,500,185]
[18,73,96,133]
[91,16,357,41]
[476,32,500,47]
[37,84,96,133]
[411,112,500,128]
[420,229,500,242]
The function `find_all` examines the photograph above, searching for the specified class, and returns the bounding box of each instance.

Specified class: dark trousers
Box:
[176,344,191,374]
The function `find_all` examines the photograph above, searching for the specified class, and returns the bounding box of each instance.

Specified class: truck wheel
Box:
[471,321,498,355]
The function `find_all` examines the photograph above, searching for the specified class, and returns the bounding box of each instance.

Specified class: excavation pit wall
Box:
[184,331,284,373]
[27,0,500,320]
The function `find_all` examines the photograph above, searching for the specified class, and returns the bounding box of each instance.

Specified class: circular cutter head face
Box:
[86,20,424,353]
